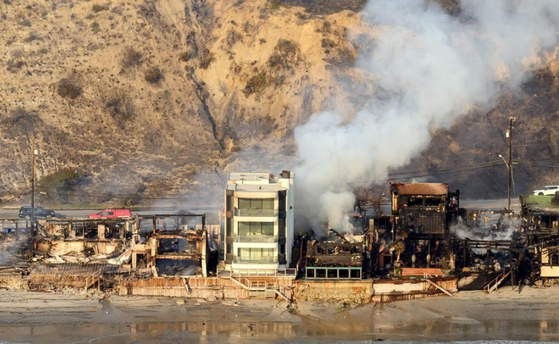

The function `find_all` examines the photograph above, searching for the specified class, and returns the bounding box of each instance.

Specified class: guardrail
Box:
[228,268,297,278]
[233,256,278,264]
[234,235,277,243]
[235,208,277,217]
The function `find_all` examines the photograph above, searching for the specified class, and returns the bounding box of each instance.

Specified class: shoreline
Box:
[1,285,559,343]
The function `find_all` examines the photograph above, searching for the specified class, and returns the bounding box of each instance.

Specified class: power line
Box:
[388,161,504,179]
[32,159,559,201]
[518,161,559,168]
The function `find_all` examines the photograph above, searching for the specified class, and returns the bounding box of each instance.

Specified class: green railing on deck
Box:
[521,195,557,208]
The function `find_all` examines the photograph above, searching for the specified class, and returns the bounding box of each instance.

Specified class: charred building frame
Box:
[390,182,459,239]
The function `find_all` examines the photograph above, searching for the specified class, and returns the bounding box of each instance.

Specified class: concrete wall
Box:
[293,280,373,303]
[116,276,294,299]
[541,266,559,278]
[116,276,457,303]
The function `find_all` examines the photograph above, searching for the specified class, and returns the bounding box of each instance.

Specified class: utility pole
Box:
[30,137,37,256]
[507,117,515,212]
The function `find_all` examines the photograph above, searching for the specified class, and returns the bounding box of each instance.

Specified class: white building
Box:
[223,170,294,273]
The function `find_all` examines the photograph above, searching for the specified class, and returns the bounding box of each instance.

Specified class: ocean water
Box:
[0,315,557,344]
[0,322,559,344]
[1,340,558,344]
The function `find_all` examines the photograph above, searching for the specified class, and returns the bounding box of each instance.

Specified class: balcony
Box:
[234,235,278,243]
[233,256,278,264]
[235,208,278,217]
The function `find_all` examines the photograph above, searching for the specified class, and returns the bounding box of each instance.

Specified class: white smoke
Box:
[450,218,520,241]
[294,0,559,233]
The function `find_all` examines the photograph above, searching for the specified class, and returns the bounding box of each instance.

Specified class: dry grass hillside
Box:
[0,0,370,206]
[0,0,558,206]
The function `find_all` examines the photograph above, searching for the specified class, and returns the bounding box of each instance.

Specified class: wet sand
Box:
[0,285,558,343]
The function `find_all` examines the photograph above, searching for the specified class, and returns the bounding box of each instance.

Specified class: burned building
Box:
[540,244,559,278]
[28,217,135,291]
[384,183,460,273]
[34,217,133,264]
[26,214,217,292]
[305,239,364,280]
[131,214,215,277]
[518,195,559,280]
[520,195,559,236]
[390,182,459,239]
[129,214,217,277]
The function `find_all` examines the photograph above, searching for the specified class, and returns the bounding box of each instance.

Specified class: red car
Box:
[89,209,132,219]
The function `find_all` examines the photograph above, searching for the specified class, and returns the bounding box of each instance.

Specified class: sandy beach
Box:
[0,284,558,343]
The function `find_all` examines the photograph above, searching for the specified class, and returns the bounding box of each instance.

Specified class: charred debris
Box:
[301,182,559,291]
[2,182,559,298]
[0,214,220,292]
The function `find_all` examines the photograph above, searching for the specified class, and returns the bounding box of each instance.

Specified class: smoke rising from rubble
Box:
[294,0,559,233]
[450,219,520,241]
[0,230,28,265]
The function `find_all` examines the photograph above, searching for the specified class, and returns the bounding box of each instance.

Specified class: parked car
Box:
[89,209,132,219]
[532,185,559,196]
[19,206,56,219]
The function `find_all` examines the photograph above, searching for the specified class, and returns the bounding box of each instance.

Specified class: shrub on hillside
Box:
[105,91,134,124]
[56,78,82,99]
[92,4,107,12]
[243,71,267,96]
[144,66,162,84]
[199,52,215,69]
[24,32,42,43]
[268,39,300,69]
[6,59,26,73]
[179,51,190,62]
[18,19,31,27]
[39,169,80,205]
[121,46,142,67]
[91,21,100,33]
[265,1,281,11]
[1,107,42,138]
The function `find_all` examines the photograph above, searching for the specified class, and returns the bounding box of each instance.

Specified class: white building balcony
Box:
[233,256,278,264]
[235,208,278,217]
[234,235,278,243]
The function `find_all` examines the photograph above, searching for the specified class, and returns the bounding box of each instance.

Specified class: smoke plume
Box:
[294,0,559,233]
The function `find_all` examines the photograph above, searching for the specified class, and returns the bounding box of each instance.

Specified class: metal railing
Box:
[233,256,278,264]
[235,208,277,217]
[234,235,277,243]
[227,268,297,277]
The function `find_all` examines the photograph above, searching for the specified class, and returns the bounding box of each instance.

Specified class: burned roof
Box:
[391,182,449,196]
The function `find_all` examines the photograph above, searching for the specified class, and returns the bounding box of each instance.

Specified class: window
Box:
[407,197,422,207]
[238,222,274,236]
[424,198,443,207]
[239,198,273,208]
[238,198,274,216]
[237,248,276,263]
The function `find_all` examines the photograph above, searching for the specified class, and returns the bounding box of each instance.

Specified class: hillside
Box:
[1,0,558,207]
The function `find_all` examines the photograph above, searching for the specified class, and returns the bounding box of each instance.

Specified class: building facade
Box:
[224,170,294,273]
